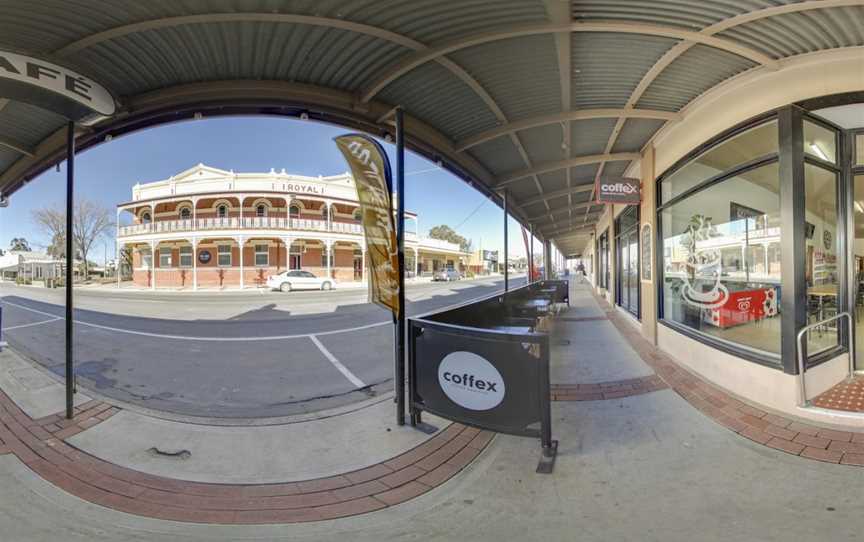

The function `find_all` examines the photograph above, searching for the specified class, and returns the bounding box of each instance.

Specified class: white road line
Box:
[309,335,366,388]
[1,317,62,331]
[0,281,514,342]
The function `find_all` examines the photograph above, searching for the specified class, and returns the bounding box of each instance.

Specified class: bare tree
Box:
[32,199,114,280]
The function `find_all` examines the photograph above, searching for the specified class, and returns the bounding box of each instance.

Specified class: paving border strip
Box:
[591,290,864,466]
[551,375,668,401]
[0,388,493,523]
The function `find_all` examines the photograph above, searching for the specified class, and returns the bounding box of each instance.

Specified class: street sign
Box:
[595,177,641,205]
[334,134,400,318]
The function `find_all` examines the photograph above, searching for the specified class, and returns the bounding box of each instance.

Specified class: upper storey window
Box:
[256,204,267,217]
[141,211,151,223]
[179,207,191,219]
[289,205,300,218]
[217,204,228,218]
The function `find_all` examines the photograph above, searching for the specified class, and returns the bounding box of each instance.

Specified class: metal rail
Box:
[797,311,853,407]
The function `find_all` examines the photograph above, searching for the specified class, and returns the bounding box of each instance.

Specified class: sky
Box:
[0,116,546,264]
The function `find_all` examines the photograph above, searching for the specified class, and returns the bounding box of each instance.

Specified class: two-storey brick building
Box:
[116,164,468,290]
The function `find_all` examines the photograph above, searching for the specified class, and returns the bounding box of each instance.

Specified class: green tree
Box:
[9,237,30,251]
[427,224,471,252]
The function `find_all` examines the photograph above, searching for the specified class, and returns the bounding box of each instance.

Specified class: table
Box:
[808,283,838,322]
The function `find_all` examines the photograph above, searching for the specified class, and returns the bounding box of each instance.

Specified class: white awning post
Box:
[326,239,332,279]
[238,236,244,289]
[192,238,198,291]
[150,240,156,290]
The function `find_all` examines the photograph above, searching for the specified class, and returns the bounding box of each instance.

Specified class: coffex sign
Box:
[595,177,641,205]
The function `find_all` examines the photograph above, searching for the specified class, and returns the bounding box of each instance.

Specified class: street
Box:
[0,276,526,419]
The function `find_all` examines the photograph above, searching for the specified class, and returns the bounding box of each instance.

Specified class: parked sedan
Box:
[267,270,335,292]
[432,269,462,282]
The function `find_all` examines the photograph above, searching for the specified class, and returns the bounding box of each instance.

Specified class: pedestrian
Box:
[576,262,585,284]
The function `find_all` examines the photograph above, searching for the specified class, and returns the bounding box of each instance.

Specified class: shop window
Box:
[179,246,193,268]
[660,161,782,356]
[159,247,171,268]
[254,244,269,266]
[597,231,609,289]
[217,245,231,267]
[321,247,329,267]
[856,134,864,167]
[804,163,839,355]
[660,121,778,204]
[141,249,152,268]
[803,120,836,165]
[615,207,640,318]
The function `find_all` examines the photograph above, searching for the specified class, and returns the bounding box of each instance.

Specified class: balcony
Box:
[118,217,364,238]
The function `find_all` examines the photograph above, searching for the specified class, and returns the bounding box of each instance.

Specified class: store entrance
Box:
[615,206,640,318]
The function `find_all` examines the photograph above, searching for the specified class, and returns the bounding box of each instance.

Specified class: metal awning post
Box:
[395,107,406,426]
[65,121,75,419]
[503,189,509,292]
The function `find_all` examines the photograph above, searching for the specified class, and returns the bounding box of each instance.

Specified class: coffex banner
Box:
[595,177,641,205]
[334,134,401,318]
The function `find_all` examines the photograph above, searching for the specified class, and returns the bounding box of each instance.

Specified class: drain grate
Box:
[147,447,191,460]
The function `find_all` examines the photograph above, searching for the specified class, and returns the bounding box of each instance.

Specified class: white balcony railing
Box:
[119,217,344,237]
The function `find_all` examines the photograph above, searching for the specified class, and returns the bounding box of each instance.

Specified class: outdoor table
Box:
[513,298,552,318]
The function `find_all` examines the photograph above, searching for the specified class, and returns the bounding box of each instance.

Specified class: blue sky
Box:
[0,116,542,263]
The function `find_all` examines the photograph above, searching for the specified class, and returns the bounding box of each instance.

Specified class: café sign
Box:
[0,50,116,120]
[595,177,641,205]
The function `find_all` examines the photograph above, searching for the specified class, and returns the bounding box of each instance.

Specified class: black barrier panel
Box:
[409,319,548,438]
[407,280,566,472]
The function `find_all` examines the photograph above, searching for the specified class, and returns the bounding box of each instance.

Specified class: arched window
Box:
[289,205,300,218]
[353,209,362,221]
[256,204,266,217]
[179,207,191,219]
[141,211,151,224]
[217,204,228,218]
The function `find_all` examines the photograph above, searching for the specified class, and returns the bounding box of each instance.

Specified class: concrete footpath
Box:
[2,282,864,540]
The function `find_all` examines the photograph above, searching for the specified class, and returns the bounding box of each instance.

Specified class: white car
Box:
[267,270,335,292]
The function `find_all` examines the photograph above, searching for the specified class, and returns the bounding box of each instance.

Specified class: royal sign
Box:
[595,177,641,205]
[333,134,401,318]
[0,50,116,120]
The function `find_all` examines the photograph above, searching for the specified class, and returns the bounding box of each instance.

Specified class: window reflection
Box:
[661,162,781,355]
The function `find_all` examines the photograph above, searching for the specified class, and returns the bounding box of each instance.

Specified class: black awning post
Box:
[395,107,406,426]
[65,121,75,419]
[503,189,509,292]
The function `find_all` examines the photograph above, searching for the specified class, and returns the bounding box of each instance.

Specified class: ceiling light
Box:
[810,143,829,161]
[856,201,864,214]
[193,112,203,120]
[299,112,309,120]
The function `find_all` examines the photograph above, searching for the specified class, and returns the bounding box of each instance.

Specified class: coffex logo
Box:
[600,182,638,194]
[442,372,498,392]
[438,351,505,411]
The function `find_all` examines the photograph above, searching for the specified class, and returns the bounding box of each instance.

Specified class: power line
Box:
[454,198,489,231]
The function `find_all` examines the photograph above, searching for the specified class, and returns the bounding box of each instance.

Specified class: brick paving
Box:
[0,386,492,524]
[551,375,668,401]
[592,290,864,466]
[812,376,864,412]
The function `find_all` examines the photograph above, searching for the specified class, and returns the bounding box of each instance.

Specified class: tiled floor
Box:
[812,376,864,412]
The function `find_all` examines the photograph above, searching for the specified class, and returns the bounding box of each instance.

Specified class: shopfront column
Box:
[361,247,366,282]
[325,239,332,279]
[414,248,419,278]
[150,240,156,290]
[192,238,198,291]
[237,236,244,289]
[116,241,122,288]
[326,202,332,232]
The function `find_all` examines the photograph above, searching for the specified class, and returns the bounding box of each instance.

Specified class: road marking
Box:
[0,278,523,342]
[1,317,62,332]
[309,335,366,388]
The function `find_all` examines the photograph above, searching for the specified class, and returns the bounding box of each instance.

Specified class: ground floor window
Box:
[179,246,192,267]
[321,247,329,267]
[159,247,171,268]
[254,244,269,266]
[597,230,609,289]
[615,207,640,318]
[660,160,782,356]
[217,245,231,267]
